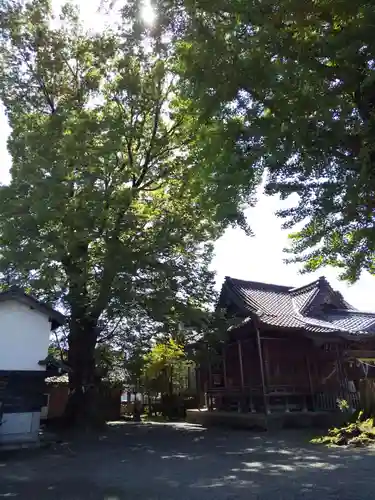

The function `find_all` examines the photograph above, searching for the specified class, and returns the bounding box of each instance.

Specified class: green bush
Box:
[311,414,375,447]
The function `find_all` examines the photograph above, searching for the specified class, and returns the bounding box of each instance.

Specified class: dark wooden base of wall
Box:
[186,409,345,431]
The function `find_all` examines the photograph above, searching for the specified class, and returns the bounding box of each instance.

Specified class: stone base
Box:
[186,409,343,430]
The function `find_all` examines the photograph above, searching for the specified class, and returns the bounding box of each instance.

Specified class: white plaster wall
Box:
[0,300,51,371]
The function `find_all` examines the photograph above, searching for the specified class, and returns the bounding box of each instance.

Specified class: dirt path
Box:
[1,421,375,499]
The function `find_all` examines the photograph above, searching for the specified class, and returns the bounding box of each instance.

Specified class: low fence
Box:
[206,387,361,414]
[121,393,200,419]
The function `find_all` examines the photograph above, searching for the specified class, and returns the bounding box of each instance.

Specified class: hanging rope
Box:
[358,360,374,378]
[321,362,337,384]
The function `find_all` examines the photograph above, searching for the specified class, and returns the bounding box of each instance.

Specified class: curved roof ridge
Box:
[289,278,321,295]
[329,308,375,316]
[225,276,292,292]
[290,283,320,315]
[224,276,288,315]
[291,309,361,335]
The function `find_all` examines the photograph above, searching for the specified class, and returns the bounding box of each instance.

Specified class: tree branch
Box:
[97,316,124,344]
[90,198,135,320]
[114,97,136,171]
[133,80,163,188]
[23,55,56,113]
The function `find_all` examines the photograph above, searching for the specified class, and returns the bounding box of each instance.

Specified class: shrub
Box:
[311,415,375,447]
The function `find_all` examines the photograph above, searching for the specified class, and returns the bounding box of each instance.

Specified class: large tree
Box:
[168,0,375,282]
[0,0,259,423]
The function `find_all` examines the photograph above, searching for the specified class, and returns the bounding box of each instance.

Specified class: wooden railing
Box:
[314,391,360,411]
[314,392,340,411]
[206,386,361,414]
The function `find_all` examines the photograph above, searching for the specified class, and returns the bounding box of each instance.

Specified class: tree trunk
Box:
[63,315,101,428]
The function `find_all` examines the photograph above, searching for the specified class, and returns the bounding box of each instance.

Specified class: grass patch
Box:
[142,413,185,423]
[142,414,169,423]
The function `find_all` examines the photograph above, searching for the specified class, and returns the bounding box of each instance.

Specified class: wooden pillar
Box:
[263,341,271,387]
[238,340,244,389]
[336,344,349,403]
[222,345,227,388]
[206,346,212,410]
[306,355,314,411]
[207,346,212,389]
[246,339,255,412]
[237,340,244,412]
[255,319,269,415]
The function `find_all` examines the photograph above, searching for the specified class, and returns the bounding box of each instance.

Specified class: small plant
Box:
[337,398,350,412]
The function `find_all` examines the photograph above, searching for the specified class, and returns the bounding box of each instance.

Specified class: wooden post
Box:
[306,355,314,411]
[335,344,347,401]
[263,341,271,387]
[222,345,227,388]
[254,319,269,415]
[196,367,204,408]
[246,340,255,412]
[237,340,245,413]
[263,341,276,411]
[238,340,244,389]
[206,345,212,411]
[207,346,212,390]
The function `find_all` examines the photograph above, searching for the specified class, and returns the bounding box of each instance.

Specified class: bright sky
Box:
[211,195,375,311]
[1,0,374,311]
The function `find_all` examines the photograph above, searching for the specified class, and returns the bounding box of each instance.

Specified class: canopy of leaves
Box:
[142,338,191,394]
[165,0,375,282]
[0,0,261,337]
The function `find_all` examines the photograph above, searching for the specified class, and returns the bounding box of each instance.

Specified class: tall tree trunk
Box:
[61,247,107,428]
[64,314,101,427]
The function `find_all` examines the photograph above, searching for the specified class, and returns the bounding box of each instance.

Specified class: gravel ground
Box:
[1,421,375,499]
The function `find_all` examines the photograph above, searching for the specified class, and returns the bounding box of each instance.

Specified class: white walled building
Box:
[0,287,65,446]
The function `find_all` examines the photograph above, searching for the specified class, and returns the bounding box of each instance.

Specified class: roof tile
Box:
[223,276,375,337]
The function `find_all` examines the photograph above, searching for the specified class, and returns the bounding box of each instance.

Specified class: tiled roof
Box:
[290,282,320,313]
[227,278,291,315]
[221,276,375,337]
[324,310,375,334]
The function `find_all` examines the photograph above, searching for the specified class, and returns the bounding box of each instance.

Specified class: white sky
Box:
[0,0,374,311]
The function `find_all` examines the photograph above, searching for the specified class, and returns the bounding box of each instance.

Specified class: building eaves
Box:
[0,287,65,329]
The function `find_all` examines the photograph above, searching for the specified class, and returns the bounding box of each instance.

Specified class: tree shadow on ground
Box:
[1,421,375,499]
